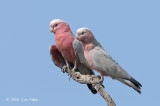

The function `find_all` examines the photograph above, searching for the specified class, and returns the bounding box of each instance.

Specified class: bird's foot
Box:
[69,67,77,80]
[61,65,68,73]
[98,75,104,84]
[62,65,72,80]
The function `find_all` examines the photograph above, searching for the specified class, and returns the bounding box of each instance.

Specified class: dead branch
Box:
[63,69,116,106]
[94,84,116,106]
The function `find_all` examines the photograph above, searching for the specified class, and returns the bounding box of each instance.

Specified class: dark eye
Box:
[55,24,58,27]
[81,32,84,35]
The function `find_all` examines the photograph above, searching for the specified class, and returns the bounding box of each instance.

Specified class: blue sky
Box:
[0,0,160,106]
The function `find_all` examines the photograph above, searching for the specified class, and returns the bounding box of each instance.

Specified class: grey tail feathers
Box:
[117,77,142,94]
[130,77,142,89]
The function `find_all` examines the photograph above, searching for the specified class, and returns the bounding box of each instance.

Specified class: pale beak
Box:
[50,27,53,32]
[75,34,79,39]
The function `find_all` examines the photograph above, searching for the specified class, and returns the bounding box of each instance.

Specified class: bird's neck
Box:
[83,38,101,51]
[83,43,94,51]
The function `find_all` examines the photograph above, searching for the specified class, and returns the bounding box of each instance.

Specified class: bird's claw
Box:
[71,68,76,73]
[69,68,77,80]
[69,75,72,80]
[98,75,104,84]
[62,65,68,73]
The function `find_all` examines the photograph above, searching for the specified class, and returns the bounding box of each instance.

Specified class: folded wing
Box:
[90,46,142,93]
[50,45,66,68]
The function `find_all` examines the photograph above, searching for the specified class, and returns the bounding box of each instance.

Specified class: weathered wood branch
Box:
[94,84,116,106]
[63,69,116,106]
[71,71,103,84]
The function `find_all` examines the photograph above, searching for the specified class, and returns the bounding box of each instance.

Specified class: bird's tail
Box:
[87,84,97,94]
[77,63,99,94]
[117,77,142,94]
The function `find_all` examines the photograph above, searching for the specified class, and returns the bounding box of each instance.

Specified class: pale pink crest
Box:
[76,27,91,34]
[50,19,65,26]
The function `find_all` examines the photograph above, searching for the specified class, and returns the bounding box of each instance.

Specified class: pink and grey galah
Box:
[75,28,142,93]
[49,19,97,94]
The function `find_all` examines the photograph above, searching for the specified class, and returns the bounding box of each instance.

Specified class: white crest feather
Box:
[50,19,65,26]
[76,27,91,33]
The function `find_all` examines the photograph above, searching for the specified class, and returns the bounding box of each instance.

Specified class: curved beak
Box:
[50,27,53,32]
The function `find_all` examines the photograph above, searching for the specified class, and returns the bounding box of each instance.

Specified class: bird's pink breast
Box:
[55,33,76,64]
[84,45,108,76]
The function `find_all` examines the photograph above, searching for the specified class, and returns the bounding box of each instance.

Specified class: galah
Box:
[49,19,97,94]
[75,28,142,93]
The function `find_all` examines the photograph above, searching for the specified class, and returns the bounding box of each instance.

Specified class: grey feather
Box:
[73,39,92,71]
[90,46,142,93]
[117,78,141,93]
[72,39,97,94]
[90,46,131,79]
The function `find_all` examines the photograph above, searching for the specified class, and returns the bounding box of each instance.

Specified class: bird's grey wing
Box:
[50,45,66,68]
[90,46,131,79]
[91,46,142,93]
[73,39,97,94]
[72,39,91,69]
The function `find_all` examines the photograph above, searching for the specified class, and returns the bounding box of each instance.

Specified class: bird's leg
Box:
[64,61,74,80]
[62,65,68,73]
[69,59,78,80]
[71,59,78,73]
[62,60,71,73]
[66,60,71,73]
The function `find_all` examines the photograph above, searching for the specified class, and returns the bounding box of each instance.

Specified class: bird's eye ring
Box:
[55,24,58,27]
[81,32,84,35]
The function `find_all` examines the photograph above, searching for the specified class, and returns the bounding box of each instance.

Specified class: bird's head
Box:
[76,28,94,43]
[50,19,70,34]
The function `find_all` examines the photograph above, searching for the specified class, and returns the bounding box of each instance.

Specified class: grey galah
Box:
[74,28,142,93]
